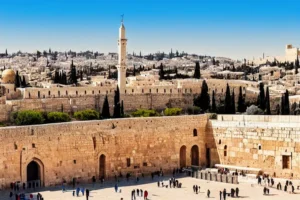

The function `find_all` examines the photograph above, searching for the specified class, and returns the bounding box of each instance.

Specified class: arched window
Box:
[85,91,87,95]
[170,89,172,93]
[66,91,68,95]
[48,91,51,96]
[164,89,166,93]
[193,129,198,137]
[28,92,31,98]
[92,90,94,95]
[58,91,60,96]
[38,91,40,98]
[224,145,227,157]
[132,89,134,93]
[76,91,78,96]
[219,139,221,145]
[142,89,144,93]
[156,88,158,93]
[149,89,151,93]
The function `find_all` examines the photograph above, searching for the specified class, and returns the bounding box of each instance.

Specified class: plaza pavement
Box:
[2,175,300,200]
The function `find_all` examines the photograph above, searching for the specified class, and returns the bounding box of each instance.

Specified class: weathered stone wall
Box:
[0,115,208,187]
[210,115,300,179]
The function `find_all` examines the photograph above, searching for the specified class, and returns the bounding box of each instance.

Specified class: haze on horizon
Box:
[0,0,299,60]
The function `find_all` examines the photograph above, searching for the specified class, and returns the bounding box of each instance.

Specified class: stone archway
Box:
[179,145,187,168]
[25,158,44,187]
[99,154,106,179]
[191,145,199,166]
[27,161,40,182]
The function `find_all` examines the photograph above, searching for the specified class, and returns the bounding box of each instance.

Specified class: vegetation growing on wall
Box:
[46,112,71,123]
[164,108,182,116]
[74,109,100,120]
[14,110,45,125]
[131,109,159,117]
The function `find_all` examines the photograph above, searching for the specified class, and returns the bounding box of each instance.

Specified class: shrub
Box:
[74,109,100,120]
[131,109,159,117]
[187,106,202,115]
[207,113,217,119]
[15,110,45,125]
[164,108,182,116]
[245,105,264,115]
[46,112,71,123]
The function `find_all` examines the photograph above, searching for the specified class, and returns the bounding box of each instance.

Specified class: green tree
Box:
[237,86,246,113]
[259,82,265,110]
[281,94,285,115]
[231,89,236,114]
[15,111,45,125]
[265,87,271,115]
[113,86,121,118]
[194,80,210,112]
[284,90,290,115]
[101,95,110,119]
[224,84,231,114]
[133,65,136,76]
[70,60,78,85]
[14,70,21,88]
[193,61,201,79]
[5,49,8,56]
[74,109,99,120]
[159,63,164,80]
[295,56,299,74]
[120,100,124,117]
[211,90,217,113]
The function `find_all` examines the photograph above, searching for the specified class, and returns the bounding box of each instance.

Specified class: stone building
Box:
[2,114,300,188]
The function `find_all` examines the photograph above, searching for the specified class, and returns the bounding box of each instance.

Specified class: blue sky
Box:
[0,0,299,59]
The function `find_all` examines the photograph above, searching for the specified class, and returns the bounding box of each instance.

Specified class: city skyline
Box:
[0,0,299,59]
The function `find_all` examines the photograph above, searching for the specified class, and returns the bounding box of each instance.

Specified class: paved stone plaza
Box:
[2,176,300,200]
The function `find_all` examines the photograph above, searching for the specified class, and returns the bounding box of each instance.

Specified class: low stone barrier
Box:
[195,171,238,184]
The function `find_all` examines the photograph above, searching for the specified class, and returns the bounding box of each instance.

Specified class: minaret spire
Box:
[117,18,127,94]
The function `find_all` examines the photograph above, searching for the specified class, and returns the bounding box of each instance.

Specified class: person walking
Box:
[86,189,90,200]
[81,187,85,196]
[236,187,239,197]
[223,188,227,200]
[92,176,96,188]
[144,190,148,200]
[9,191,13,200]
[219,191,222,200]
[115,183,118,193]
[207,189,211,198]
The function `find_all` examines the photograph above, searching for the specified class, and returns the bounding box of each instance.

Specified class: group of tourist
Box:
[258,174,299,195]
[9,191,44,200]
[131,189,148,200]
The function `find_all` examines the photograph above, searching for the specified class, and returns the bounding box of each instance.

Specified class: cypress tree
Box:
[101,95,110,119]
[120,100,124,117]
[21,76,26,88]
[211,90,216,113]
[224,84,231,114]
[281,94,285,115]
[237,86,246,113]
[265,87,271,115]
[80,70,83,81]
[54,70,59,83]
[193,61,201,79]
[276,104,280,115]
[113,86,121,118]
[295,56,299,74]
[231,89,236,114]
[108,65,111,79]
[259,82,265,110]
[5,49,8,56]
[284,90,290,115]
[14,71,21,88]
[194,80,210,112]
[159,63,164,80]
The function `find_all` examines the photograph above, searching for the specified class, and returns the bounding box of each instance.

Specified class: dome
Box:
[1,69,15,84]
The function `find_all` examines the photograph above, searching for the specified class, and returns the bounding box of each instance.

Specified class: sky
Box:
[0,0,299,59]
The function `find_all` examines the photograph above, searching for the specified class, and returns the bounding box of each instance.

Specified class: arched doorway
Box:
[27,161,40,182]
[179,146,187,168]
[99,154,106,179]
[26,159,44,188]
[191,145,199,166]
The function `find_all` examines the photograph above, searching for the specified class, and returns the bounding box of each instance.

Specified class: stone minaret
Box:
[117,21,127,93]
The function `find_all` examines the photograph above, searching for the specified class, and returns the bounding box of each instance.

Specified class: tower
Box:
[117,21,127,93]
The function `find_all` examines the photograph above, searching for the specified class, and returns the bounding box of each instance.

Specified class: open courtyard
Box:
[2,175,300,200]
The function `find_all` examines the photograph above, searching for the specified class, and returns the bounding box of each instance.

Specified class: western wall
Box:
[0,115,208,188]
[1,114,300,188]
